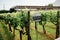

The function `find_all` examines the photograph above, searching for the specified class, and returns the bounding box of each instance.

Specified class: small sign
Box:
[32,13,41,21]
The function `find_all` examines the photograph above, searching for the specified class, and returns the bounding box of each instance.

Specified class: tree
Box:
[0,10,9,13]
[6,14,12,32]
[50,11,60,38]
[39,13,47,34]
[19,10,28,34]
[11,17,19,40]
[48,4,53,7]
[9,8,16,13]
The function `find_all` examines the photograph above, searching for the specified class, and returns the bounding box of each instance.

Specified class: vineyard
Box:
[0,10,60,40]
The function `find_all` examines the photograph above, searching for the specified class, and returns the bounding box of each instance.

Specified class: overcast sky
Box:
[0,0,56,10]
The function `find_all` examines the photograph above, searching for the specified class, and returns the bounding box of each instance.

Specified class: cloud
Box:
[0,0,56,10]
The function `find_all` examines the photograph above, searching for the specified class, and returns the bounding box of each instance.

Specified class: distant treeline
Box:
[0,8,16,13]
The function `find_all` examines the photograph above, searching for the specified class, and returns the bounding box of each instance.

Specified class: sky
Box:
[0,0,56,10]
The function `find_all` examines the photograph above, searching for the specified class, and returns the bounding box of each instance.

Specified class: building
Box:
[11,0,60,10]
[12,6,60,10]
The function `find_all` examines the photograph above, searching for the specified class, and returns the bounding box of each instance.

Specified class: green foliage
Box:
[0,10,9,13]
[11,17,19,29]
[0,10,58,33]
[50,12,57,25]
[9,8,16,13]
[19,10,28,33]
[48,4,53,7]
[39,13,47,25]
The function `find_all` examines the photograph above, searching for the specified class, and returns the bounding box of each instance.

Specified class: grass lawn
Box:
[0,21,13,40]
